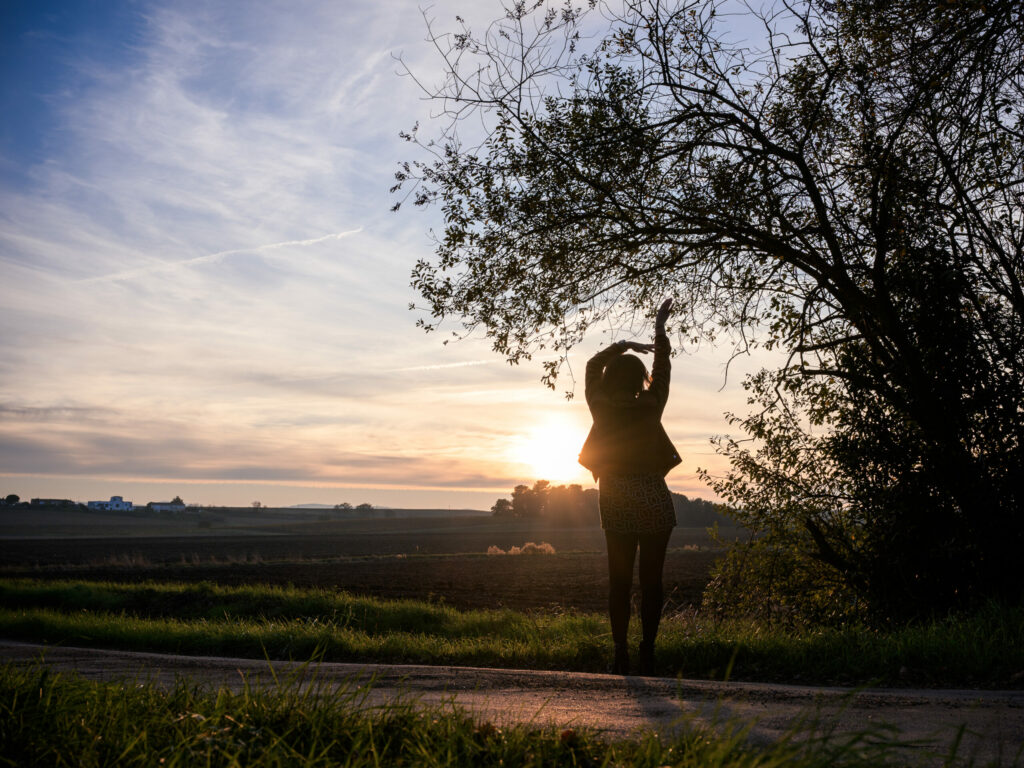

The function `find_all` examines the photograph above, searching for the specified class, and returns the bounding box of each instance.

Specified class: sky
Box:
[0,0,772,510]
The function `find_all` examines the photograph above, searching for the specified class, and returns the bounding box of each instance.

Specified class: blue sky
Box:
[0,0,767,509]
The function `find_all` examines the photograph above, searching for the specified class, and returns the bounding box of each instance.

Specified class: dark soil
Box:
[0,517,729,613]
[0,551,716,613]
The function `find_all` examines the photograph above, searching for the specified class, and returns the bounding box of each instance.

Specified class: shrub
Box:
[486,541,556,556]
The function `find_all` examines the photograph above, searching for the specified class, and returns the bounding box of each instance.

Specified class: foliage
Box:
[511,480,597,523]
[328,501,389,519]
[486,541,556,555]
[396,0,1024,621]
[492,479,727,527]
[490,497,514,516]
[1,663,937,768]
[3,578,1024,688]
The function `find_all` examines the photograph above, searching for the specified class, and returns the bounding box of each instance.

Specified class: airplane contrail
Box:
[392,359,495,373]
[76,227,363,284]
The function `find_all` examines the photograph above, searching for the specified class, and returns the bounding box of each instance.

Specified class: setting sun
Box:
[509,415,593,485]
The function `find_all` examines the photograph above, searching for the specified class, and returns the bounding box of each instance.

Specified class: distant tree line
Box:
[332,502,396,519]
[491,480,730,528]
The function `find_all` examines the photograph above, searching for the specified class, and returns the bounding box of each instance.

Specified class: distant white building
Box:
[87,495,133,512]
[149,501,187,513]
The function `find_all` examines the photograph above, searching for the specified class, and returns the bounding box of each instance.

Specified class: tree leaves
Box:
[396,0,1024,620]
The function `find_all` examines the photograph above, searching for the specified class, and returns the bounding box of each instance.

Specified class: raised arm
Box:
[649,299,673,410]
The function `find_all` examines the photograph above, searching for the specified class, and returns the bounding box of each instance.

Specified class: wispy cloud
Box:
[76,227,364,284]
[0,0,747,507]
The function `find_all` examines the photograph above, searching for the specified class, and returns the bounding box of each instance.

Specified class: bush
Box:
[486,541,556,556]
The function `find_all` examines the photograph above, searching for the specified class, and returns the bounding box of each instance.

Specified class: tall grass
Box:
[0,663,940,767]
[1,578,1022,688]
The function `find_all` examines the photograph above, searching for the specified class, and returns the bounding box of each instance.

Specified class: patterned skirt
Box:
[598,473,677,534]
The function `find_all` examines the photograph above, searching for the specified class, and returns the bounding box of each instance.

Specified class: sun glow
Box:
[510,415,592,485]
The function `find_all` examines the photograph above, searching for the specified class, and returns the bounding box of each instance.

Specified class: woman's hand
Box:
[655,298,673,334]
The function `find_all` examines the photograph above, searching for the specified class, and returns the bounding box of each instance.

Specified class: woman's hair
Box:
[602,354,650,398]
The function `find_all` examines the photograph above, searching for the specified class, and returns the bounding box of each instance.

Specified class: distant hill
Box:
[278,506,486,518]
[0,503,490,539]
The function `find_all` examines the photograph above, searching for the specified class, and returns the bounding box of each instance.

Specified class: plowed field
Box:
[0,516,732,613]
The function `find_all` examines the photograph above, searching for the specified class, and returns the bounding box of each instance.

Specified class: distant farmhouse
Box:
[30,498,77,508]
[148,500,189,513]
[87,495,134,512]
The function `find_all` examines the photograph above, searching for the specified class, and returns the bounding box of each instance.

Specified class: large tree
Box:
[395,0,1024,620]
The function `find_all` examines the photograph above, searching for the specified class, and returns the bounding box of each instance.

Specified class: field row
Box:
[0,520,726,612]
[0,518,728,564]
[2,550,716,613]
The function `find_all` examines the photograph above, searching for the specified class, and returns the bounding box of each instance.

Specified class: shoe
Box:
[638,641,655,676]
[611,645,630,675]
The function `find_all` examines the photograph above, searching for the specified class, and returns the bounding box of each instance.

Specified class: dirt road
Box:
[3,641,1021,766]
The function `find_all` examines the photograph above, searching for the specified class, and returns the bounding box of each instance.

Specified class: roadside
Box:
[3,640,1021,766]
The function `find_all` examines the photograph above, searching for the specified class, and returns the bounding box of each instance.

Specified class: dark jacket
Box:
[578,333,682,480]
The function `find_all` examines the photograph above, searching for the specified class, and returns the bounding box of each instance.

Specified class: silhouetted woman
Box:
[579,299,681,676]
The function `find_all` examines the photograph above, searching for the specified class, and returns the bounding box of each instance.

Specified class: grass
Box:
[0,663,948,767]
[1,578,1022,688]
